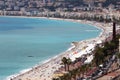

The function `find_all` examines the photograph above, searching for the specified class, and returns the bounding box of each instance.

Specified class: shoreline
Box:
[3,16,116,80]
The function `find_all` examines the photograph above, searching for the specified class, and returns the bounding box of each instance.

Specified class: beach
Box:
[6,17,120,80]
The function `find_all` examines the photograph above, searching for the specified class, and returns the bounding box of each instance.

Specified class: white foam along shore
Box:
[5,16,119,80]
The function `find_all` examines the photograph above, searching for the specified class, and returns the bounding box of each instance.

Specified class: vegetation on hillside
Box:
[52,33,120,80]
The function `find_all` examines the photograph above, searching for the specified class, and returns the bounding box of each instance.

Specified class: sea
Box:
[0,16,101,80]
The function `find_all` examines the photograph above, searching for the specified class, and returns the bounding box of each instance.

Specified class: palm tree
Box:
[62,57,68,71]
[67,58,72,71]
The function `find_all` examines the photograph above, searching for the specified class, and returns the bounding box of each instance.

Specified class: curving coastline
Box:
[6,17,119,80]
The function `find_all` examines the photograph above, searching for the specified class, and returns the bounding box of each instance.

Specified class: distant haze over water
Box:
[0,17,101,80]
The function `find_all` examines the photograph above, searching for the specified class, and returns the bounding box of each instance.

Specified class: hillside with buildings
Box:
[0,0,119,12]
[0,0,120,21]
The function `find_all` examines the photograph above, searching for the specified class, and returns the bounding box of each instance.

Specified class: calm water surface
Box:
[0,17,101,80]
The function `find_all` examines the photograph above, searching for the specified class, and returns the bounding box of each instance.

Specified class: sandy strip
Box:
[5,16,120,80]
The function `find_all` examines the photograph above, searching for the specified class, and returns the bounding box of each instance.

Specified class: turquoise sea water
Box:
[0,17,101,80]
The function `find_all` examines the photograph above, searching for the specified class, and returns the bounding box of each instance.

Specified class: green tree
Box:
[93,47,104,66]
[62,57,68,71]
[67,58,72,71]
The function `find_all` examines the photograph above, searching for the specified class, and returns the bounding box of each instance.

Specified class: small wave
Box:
[6,68,32,80]
[20,68,32,74]
[42,58,51,64]
[6,74,18,80]
[66,45,75,51]
[85,30,99,32]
